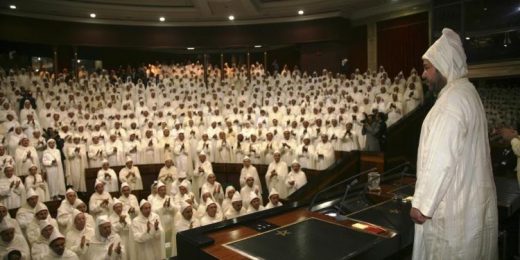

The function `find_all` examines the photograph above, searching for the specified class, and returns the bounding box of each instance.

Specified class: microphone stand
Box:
[308,167,377,211]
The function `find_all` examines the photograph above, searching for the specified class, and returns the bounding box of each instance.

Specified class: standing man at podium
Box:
[410,28,498,259]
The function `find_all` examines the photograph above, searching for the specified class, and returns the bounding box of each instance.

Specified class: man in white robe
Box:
[499,128,520,186]
[296,136,316,170]
[109,199,131,258]
[15,188,38,231]
[88,180,113,219]
[24,164,50,202]
[87,215,126,260]
[105,134,125,166]
[57,189,80,232]
[239,157,261,188]
[66,136,87,192]
[173,132,193,177]
[87,136,105,168]
[224,192,246,219]
[118,183,139,219]
[139,130,160,164]
[264,188,283,209]
[265,151,288,199]
[44,230,79,259]
[0,165,25,209]
[0,220,30,260]
[410,28,498,260]
[286,160,307,196]
[118,158,143,191]
[192,152,213,200]
[97,160,119,193]
[130,200,165,260]
[157,157,177,194]
[315,134,335,170]
[65,209,94,260]
[151,182,176,258]
[14,137,39,177]
[42,139,66,199]
[174,200,200,233]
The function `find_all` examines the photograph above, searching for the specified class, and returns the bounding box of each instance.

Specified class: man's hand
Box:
[410,207,430,224]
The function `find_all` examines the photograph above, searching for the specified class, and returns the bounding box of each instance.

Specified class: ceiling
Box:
[0,0,429,26]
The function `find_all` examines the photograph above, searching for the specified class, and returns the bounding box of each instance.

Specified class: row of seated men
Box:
[0,149,307,259]
[0,64,423,199]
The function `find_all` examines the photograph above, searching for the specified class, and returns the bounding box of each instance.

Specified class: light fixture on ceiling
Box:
[187,47,195,50]
[37,57,41,61]
[90,13,96,18]
[159,17,165,22]
[77,59,81,63]
[9,5,16,9]
[254,45,262,48]
[465,37,471,40]
[228,15,235,21]
[298,10,304,15]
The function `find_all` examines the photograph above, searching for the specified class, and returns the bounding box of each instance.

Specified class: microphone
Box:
[308,167,376,211]
[335,178,359,220]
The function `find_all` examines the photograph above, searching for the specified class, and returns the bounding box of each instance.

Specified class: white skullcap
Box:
[199,151,206,156]
[422,28,467,82]
[201,186,212,196]
[96,215,110,226]
[269,188,280,197]
[231,192,242,203]
[179,179,190,189]
[26,188,38,199]
[46,139,55,145]
[126,156,133,163]
[102,159,109,164]
[66,188,76,194]
[205,198,216,209]
[157,181,166,189]
[180,199,192,213]
[243,156,251,161]
[72,209,82,220]
[38,219,52,231]
[249,192,259,203]
[291,160,300,166]
[225,186,236,194]
[139,199,150,208]
[48,230,65,244]
[0,220,13,232]
[34,202,48,213]
[112,198,122,207]
[95,179,104,188]
[121,182,130,189]
[274,150,281,155]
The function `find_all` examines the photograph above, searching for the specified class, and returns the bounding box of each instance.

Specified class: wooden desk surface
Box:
[202,187,405,260]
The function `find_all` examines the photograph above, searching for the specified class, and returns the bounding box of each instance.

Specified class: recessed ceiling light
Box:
[9,5,16,9]
[187,47,195,50]
[37,57,41,61]
[254,45,262,48]
[77,60,81,63]
[298,10,304,15]
[159,17,165,22]
[465,37,470,40]
[228,15,235,21]
[90,13,96,18]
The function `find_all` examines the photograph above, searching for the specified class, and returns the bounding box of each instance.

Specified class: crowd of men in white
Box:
[0,62,423,259]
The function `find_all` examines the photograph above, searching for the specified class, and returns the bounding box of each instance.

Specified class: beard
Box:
[428,70,447,96]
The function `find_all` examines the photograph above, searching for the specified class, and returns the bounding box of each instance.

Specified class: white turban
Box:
[0,220,13,232]
[48,230,65,244]
[422,28,467,83]
[231,192,242,203]
[26,188,38,199]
